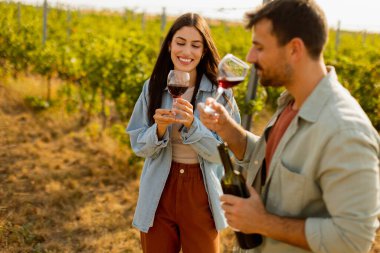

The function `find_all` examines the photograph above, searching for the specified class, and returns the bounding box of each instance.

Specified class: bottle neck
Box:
[218,143,235,181]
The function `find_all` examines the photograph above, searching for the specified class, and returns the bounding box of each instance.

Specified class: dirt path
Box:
[0,85,141,252]
[0,83,378,253]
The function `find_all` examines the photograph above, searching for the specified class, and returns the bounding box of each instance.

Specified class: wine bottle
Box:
[217,142,262,249]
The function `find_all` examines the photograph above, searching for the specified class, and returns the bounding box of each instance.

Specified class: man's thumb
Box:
[247,183,258,198]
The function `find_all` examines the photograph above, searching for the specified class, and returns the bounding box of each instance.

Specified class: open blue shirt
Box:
[127,75,241,233]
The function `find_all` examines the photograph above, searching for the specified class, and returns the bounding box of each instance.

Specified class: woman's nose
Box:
[182,45,192,56]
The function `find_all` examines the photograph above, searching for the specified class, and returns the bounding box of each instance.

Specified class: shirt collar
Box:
[199,74,216,92]
[277,66,338,123]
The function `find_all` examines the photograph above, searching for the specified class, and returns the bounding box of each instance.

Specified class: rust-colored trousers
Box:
[140,162,219,253]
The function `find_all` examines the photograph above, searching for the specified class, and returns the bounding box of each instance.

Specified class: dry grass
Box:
[0,75,378,253]
[0,78,141,252]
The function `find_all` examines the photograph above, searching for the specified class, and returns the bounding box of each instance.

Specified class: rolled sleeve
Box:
[181,118,201,142]
[305,128,380,253]
[306,217,379,253]
[151,123,169,146]
[127,80,170,158]
[235,131,259,168]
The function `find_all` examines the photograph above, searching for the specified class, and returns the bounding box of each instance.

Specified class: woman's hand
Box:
[173,98,194,129]
[153,109,176,139]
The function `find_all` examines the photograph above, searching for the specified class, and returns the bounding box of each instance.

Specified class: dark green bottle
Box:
[217,142,263,249]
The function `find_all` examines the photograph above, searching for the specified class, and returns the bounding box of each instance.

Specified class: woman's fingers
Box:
[154,109,176,125]
[170,99,193,128]
[155,108,174,116]
[173,99,193,113]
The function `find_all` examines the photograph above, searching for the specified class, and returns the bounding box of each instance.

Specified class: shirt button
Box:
[180,169,185,174]
[254,160,259,165]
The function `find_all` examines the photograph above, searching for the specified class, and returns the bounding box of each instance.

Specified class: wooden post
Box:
[161,7,166,32]
[67,9,71,41]
[141,12,145,30]
[159,7,166,46]
[42,0,48,46]
[241,0,269,131]
[335,20,341,53]
[17,2,21,28]
[362,30,367,46]
[241,67,259,131]
[223,20,229,33]
[123,9,128,22]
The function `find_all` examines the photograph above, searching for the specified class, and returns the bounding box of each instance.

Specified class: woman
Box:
[127,13,241,253]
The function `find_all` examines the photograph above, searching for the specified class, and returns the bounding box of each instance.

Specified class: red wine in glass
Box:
[213,76,245,101]
[204,54,249,115]
[168,84,189,98]
[167,70,190,120]
[218,77,245,89]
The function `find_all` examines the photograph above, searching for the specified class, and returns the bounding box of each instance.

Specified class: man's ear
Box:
[287,38,304,60]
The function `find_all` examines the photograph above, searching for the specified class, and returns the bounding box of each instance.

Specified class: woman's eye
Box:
[192,45,201,48]
[177,42,185,46]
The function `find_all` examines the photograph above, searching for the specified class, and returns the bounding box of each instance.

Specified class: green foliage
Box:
[329,54,380,129]
[56,82,79,113]
[234,78,267,116]
[0,2,379,130]
[108,123,130,146]
[24,95,50,111]
[0,221,45,249]
[323,30,380,129]
[85,122,102,140]
[32,42,58,78]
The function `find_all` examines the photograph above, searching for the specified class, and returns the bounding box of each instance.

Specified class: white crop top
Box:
[171,86,199,164]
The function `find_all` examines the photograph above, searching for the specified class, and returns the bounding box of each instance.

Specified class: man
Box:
[198,0,380,252]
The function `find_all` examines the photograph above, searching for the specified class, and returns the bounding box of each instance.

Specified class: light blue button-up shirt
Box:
[127,75,241,233]
[239,67,380,253]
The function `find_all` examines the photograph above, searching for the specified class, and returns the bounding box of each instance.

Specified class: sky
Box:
[11,0,380,32]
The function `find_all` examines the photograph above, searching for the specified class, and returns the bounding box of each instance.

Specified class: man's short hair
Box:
[245,0,328,60]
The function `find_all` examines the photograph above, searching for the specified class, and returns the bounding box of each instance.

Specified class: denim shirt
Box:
[127,75,241,233]
[238,67,380,253]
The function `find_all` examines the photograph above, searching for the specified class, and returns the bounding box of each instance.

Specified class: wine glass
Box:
[204,54,250,114]
[167,70,190,117]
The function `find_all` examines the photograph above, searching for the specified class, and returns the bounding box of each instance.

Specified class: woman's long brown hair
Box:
[147,13,220,125]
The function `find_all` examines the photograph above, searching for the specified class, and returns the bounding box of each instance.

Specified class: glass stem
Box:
[215,87,234,113]
[214,87,224,102]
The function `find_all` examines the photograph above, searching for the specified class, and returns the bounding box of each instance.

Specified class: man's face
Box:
[246,19,293,87]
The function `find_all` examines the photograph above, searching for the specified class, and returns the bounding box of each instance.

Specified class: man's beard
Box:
[255,63,292,87]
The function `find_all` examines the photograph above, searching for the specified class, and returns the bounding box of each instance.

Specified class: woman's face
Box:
[169,26,204,76]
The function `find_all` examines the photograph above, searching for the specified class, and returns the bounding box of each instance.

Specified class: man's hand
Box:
[221,184,310,250]
[198,97,231,134]
[220,184,267,234]
[198,97,247,159]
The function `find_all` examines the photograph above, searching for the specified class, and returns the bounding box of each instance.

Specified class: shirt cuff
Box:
[235,131,257,167]
[305,217,322,253]
[181,118,200,142]
[152,124,169,146]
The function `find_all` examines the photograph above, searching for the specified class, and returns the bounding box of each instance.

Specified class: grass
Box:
[0,74,378,252]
